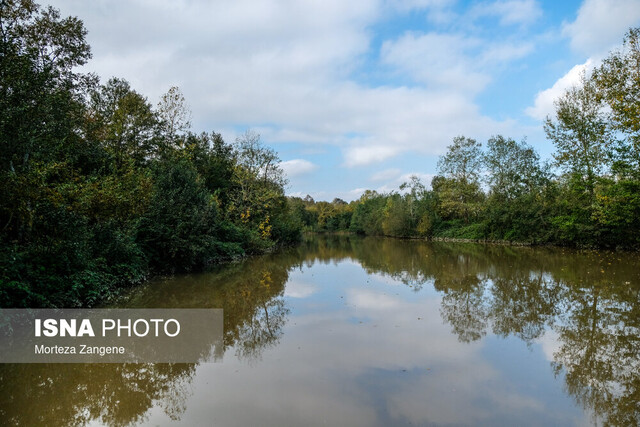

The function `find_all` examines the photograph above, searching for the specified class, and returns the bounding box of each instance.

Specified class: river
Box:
[1,235,639,426]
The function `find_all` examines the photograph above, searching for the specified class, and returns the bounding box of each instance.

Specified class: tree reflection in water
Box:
[1,235,639,426]
[0,363,195,426]
[0,255,295,426]
[331,237,640,426]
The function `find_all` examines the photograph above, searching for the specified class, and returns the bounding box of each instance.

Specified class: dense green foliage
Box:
[294,27,640,249]
[0,1,301,307]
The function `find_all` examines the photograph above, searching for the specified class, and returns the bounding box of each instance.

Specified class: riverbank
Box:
[306,229,536,245]
[430,236,533,246]
[303,230,640,251]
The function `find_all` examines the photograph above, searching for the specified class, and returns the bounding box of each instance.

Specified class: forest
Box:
[295,28,640,250]
[0,1,302,308]
[2,0,640,309]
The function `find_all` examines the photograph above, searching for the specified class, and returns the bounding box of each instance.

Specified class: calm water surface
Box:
[1,235,640,426]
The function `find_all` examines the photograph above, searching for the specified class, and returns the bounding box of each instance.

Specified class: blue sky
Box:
[49,0,640,201]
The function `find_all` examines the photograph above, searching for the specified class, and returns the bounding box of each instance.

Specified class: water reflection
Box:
[0,235,639,426]
[0,255,295,426]
[0,363,195,426]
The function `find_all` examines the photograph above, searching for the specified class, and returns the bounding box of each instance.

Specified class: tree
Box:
[594,27,640,175]
[0,1,303,308]
[434,136,485,223]
[183,131,235,207]
[228,130,289,247]
[399,175,426,226]
[314,201,336,231]
[437,135,483,183]
[157,86,191,145]
[234,130,287,188]
[86,78,158,170]
[483,136,551,241]
[485,136,547,200]
[0,0,91,173]
[544,73,608,197]
[581,27,640,248]
[350,191,385,235]
[381,194,411,237]
[136,158,240,272]
[544,72,612,245]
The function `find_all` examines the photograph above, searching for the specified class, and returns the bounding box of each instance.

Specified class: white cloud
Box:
[381,32,533,95]
[527,0,640,123]
[370,168,402,182]
[343,188,369,201]
[563,0,640,57]
[50,0,378,103]
[281,159,318,177]
[471,0,543,26]
[387,0,457,23]
[387,0,454,12]
[526,59,593,121]
[49,0,532,170]
[343,144,401,167]
[381,33,489,93]
[480,42,534,64]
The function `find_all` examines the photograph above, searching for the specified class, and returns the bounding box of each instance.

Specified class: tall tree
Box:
[0,0,91,173]
[234,129,286,188]
[594,27,640,175]
[437,136,483,183]
[483,135,551,240]
[184,131,235,206]
[0,0,92,242]
[157,86,191,145]
[228,130,288,245]
[87,78,158,170]
[434,136,484,223]
[544,73,608,197]
[381,194,411,237]
[484,136,547,201]
[544,72,612,245]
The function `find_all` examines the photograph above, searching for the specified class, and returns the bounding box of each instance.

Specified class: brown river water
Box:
[1,234,639,426]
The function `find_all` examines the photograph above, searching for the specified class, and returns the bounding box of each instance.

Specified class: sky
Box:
[47,0,640,201]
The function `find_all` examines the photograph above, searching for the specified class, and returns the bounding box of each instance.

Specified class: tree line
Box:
[293,28,640,250]
[0,1,302,308]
